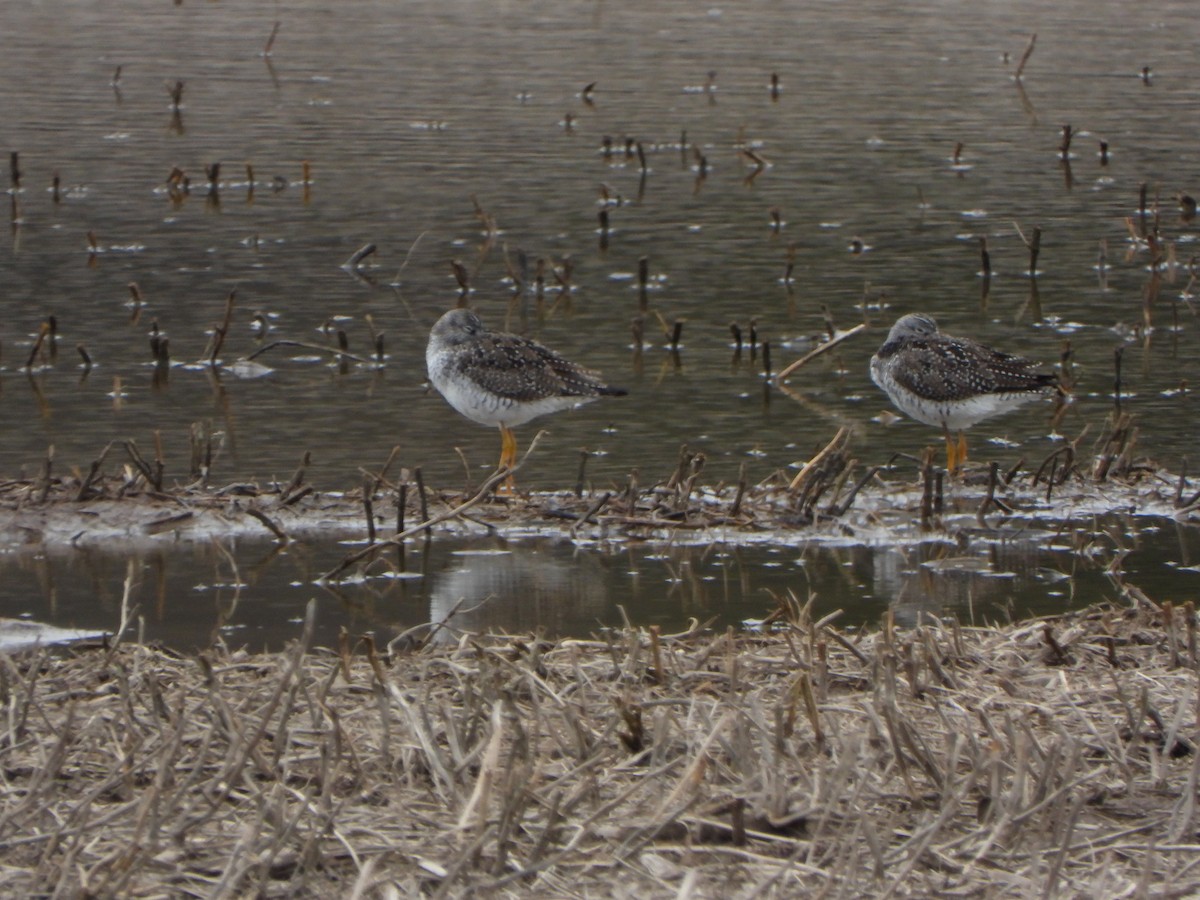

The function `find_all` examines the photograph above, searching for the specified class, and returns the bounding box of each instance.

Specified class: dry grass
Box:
[1,598,1197,898]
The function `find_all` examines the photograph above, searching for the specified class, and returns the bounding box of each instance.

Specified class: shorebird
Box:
[426,308,626,489]
[870,313,1057,472]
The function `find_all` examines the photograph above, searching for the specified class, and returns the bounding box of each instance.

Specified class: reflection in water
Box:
[429,544,609,642]
[1,514,1193,651]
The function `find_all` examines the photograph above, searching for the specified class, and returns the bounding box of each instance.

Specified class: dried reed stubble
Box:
[1,600,1198,896]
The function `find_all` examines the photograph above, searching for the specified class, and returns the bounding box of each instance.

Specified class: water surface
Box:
[2,0,1199,646]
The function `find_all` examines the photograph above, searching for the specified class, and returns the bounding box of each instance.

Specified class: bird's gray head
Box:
[431,308,484,345]
[887,313,939,342]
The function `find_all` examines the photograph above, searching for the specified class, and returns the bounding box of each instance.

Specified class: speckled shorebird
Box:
[870,313,1057,472]
[426,308,626,489]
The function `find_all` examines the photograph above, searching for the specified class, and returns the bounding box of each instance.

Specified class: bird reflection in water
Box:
[427,542,610,642]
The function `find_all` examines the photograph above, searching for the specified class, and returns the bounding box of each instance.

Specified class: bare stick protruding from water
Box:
[25,320,52,369]
[415,466,429,534]
[1013,221,1042,275]
[783,242,797,284]
[246,507,288,543]
[451,259,470,297]
[263,21,281,56]
[206,290,237,367]
[363,477,377,545]
[1014,33,1037,80]
[1058,124,1073,160]
[205,163,221,209]
[389,230,427,284]
[775,323,867,382]
[344,243,377,270]
[1113,346,1124,410]
[637,256,649,311]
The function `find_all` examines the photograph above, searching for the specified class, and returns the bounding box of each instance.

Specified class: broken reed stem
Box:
[415,466,430,535]
[775,322,867,382]
[977,461,1000,524]
[321,434,548,580]
[345,243,377,269]
[245,506,288,543]
[920,452,935,528]
[207,290,236,366]
[1014,33,1037,80]
[1113,346,1124,410]
[281,451,310,501]
[363,477,377,545]
[831,464,881,517]
[153,430,165,488]
[124,440,164,492]
[570,491,611,536]
[75,442,115,500]
[1029,226,1041,274]
[36,445,54,503]
[649,625,664,683]
[731,461,748,517]
[575,449,589,498]
[25,321,51,369]
[1059,124,1074,160]
[245,339,372,365]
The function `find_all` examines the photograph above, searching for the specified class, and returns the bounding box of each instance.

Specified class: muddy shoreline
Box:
[1,440,1192,562]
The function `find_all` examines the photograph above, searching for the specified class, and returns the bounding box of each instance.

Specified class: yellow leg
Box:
[497,425,518,494]
[957,432,969,468]
[944,427,958,474]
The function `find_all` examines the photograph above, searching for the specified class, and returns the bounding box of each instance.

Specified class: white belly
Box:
[427,347,591,428]
[434,375,592,428]
[870,359,1042,431]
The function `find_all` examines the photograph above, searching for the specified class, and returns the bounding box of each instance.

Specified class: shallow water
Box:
[1,512,1193,651]
[2,1,1200,646]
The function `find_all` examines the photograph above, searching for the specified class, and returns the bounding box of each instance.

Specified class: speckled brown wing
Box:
[454,334,625,403]
[882,335,1055,403]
